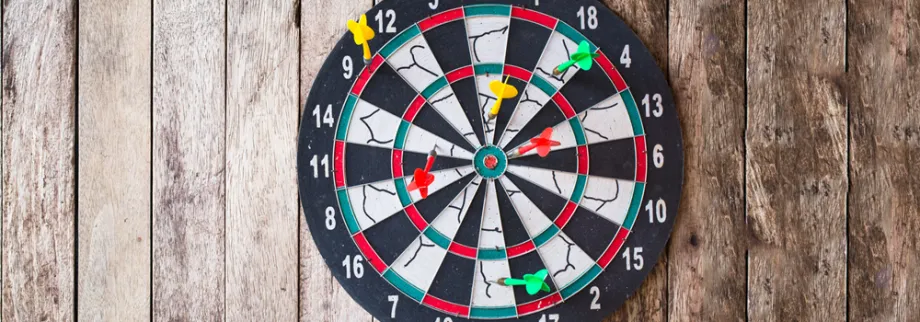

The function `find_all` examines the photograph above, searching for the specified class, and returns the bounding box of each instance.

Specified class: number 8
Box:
[324,206,336,230]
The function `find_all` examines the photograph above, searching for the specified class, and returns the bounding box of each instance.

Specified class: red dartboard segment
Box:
[445,65,474,83]
[635,135,648,182]
[506,240,536,258]
[391,149,404,178]
[554,201,578,228]
[552,93,577,118]
[353,232,388,274]
[511,6,558,29]
[577,145,589,175]
[404,205,428,231]
[403,95,426,122]
[418,7,464,31]
[350,55,384,96]
[516,293,563,315]
[334,141,346,188]
[503,64,532,81]
[423,294,470,317]
[595,52,629,92]
[449,242,477,259]
[597,227,630,268]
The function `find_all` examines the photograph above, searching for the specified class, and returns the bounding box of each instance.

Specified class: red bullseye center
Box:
[484,155,499,170]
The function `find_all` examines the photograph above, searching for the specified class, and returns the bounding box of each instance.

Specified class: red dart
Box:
[407,148,437,199]
[515,128,561,157]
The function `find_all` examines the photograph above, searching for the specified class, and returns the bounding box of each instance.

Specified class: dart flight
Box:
[553,40,599,75]
[347,14,376,63]
[487,76,519,121]
[498,269,551,296]
[407,148,438,199]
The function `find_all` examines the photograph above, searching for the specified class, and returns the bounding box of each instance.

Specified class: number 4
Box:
[620,45,632,68]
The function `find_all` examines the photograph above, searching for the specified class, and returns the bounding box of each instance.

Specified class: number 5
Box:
[428,0,438,9]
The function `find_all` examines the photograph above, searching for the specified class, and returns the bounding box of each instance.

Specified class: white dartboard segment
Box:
[478,180,505,250]
[497,84,552,148]
[346,181,403,232]
[428,88,482,149]
[537,232,595,289]
[506,165,578,199]
[404,123,474,159]
[580,176,635,226]
[471,260,516,308]
[578,93,634,144]
[387,36,446,92]
[430,177,484,239]
[466,16,510,64]
[390,234,450,293]
[498,177,555,238]
[533,31,581,89]
[345,99,401,149]
[407,166,476,202]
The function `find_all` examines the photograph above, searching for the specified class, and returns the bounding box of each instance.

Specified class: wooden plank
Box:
[77,0,151,320]
[747,0,847,321]
[666,1,747,321]
[1,0,76,320]
[299,0,375,321]
[225,0,298,320]
[152,0,225,319]
[848,0,920,320]
[599,0,668,321]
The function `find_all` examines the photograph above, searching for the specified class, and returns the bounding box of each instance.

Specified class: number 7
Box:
[387,295,398,318]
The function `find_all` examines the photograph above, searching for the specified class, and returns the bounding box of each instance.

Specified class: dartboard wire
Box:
[492,19,560,147]
[380,31,486,152]
[422,175,483,257]
[504,167,629,228]
[468,179,505,313]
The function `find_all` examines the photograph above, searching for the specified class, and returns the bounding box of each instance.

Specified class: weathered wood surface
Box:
[226,0,299,320]
[1,0,76,321]
[667,0,747,321]
[747,0,848,321]
[600,0,669,321]
[77,0,151,320]
[152,0,226,319]
[300,0,376,321]
[848,0,920,321]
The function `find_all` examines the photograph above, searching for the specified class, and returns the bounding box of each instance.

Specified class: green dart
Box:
[553,40,600,75]
[497,269,551,296]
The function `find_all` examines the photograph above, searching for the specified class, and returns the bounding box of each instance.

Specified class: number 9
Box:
[342,56,353,79]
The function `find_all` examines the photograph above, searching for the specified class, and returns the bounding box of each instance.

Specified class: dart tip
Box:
[497,278,508,286]
[429,148,438,158]
[363,58,372,65]
[487,113,498,121]
[552,67,562,76]
[507,150,520,158]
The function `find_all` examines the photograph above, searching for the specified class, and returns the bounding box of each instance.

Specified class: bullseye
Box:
[484,155,499,169]
[473,145,507,179]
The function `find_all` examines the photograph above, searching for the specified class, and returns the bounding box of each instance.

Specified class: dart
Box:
[347,14,376,64]
[510,127,561,158]
[407,148,438,199]
[498,269,551,296]
[553,40,600,75]
[486,75,519,121]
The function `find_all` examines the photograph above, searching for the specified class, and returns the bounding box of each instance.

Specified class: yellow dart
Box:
[347,14,376,63]
[487,76,518,121]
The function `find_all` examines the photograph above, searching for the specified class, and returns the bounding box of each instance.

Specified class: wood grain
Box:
[600,1,668,321]
[848,0,920,320]
[667,1,747,321]
[152,0,225,320]
[77,0,151,320]
[225,0,298,320]
[1,0,76,320]
[747,0,847,321]
[299,0,375,321]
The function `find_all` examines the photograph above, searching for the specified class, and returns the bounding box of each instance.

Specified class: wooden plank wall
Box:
[1,0,919,321]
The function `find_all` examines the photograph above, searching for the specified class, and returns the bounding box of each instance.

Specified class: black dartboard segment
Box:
[298,1,683,321]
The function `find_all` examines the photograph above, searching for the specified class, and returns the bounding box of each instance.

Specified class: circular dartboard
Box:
[298,0,683,321]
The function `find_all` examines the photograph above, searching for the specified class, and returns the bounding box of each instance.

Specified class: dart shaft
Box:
[361,42,371,60]
[424,155,436,173]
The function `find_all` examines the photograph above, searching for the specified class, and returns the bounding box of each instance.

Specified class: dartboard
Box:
[298,0,683,320]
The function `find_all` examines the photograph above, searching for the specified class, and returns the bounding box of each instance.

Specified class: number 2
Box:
[577,6,598,30]
[375,9,397,33]
[589,286,601,310]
